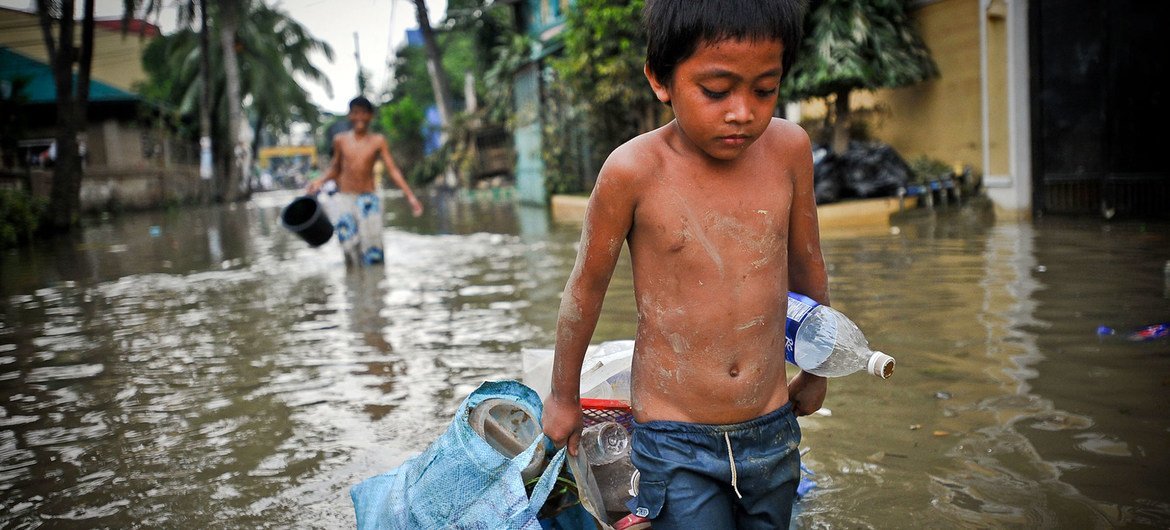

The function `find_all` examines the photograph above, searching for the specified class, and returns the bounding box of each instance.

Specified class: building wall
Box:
[798,0,1015,181]
[871,0,983,172]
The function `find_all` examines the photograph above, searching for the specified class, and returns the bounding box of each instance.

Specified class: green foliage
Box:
[481,35,533,127]
[137,1,334,140]
[380,95,428,179]
[0,189,47,248]
[783,0,939,101]
[381,0,522,185]
[541,79,589,196]
[548,0,658,189]
[908,154,951,184]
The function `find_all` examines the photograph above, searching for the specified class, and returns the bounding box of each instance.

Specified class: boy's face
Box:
[646,38,784,161]
[348,107,373,133]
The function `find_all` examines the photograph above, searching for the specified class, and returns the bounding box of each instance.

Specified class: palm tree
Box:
[139,0,333,199]
[236,2,334,160]
[215,0,245,201]
[783,0,938,154]
[34,0,95,231]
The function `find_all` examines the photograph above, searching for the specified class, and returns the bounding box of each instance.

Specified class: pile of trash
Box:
[813,141,914,204]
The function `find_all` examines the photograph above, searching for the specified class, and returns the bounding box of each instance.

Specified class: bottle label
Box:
[785,292,820,365]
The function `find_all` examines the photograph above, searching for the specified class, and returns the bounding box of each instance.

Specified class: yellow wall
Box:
[985,5,1010,175]
[0,8,153,94]
[872,0,981,171]
[799,0,1013,177]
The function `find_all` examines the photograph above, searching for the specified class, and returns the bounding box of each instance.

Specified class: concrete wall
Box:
[867,0,988,174]
[25,166,206,213]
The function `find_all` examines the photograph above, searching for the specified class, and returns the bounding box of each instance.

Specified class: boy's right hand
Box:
[542,393,583,457]
[304,179,323,195]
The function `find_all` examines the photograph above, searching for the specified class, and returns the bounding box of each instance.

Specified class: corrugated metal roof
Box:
[0,46,140,104]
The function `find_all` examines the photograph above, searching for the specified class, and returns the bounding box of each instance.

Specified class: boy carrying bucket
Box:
[307,96,424,266]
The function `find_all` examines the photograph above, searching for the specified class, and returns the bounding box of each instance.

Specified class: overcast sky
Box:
[1,0,448,114]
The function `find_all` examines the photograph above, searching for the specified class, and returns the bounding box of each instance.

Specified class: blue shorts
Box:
[626,402,802,529]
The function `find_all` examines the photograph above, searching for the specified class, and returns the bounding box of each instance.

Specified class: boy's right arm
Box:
[542,151,639,456]
[306,137,342,194]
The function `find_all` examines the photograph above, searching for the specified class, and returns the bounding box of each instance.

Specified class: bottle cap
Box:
[867,352,895,379]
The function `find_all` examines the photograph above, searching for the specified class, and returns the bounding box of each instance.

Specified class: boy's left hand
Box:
[408,195,423,217]
[788,371,827,416]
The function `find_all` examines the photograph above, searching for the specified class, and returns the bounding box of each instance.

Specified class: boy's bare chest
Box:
[339,137,380,164]
[633,168,791,263]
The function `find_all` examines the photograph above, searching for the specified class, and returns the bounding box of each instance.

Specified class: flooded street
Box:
[1,189,1168,528]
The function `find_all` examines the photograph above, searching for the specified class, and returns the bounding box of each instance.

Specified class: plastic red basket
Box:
[580,398,634,432]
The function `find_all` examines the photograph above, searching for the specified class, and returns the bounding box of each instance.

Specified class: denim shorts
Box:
[625,402,802,529]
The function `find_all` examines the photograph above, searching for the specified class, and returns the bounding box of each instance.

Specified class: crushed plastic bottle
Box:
[785,292,895,378]
[580,421,629,465]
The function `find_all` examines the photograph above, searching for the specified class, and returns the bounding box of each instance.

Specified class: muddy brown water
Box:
[1,190,1168,528]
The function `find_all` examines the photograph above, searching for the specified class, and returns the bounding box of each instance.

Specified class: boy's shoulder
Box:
[599,128,668,183]
[760,117,812,151]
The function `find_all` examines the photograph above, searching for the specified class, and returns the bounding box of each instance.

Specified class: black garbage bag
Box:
[811,146,844,203]
[812,141,913,203]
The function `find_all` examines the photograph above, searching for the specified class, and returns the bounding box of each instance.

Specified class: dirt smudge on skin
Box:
[706,212,782,270]
[736,316,766,331]
[671,190,724,276]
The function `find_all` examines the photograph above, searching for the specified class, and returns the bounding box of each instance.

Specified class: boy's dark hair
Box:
[644,0,806,84]
[349,96,375,113]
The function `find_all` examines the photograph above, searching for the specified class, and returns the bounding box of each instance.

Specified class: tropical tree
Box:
[545,0,658,193]
[236,2,334,158]
[215,0,245,201]
[33,0,95,231]
[783,0,938,154]
[381,0,504,184]
[410,0,456,130]
[139,0,333,197]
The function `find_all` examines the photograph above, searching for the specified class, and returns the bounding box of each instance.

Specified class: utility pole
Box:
[354,32,368,95]
[198,0,214,194]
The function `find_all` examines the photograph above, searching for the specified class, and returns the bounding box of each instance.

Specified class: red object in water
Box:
[1129,323,1169,341]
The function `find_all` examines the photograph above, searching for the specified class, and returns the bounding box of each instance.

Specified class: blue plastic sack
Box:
[351,380,568,529]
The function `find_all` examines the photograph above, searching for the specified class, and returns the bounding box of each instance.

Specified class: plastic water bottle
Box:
[580,421,629,465]
[785,292,895,378]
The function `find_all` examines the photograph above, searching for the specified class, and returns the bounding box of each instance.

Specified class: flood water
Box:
[1,189,1168,528]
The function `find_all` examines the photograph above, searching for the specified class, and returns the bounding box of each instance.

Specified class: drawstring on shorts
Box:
[724,432,743,499]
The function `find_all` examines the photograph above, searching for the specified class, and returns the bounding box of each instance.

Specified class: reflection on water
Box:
[1,191,1168,528]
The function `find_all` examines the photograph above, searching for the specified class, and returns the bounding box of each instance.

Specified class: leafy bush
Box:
[0,188,46,248]
[907,155,952,184]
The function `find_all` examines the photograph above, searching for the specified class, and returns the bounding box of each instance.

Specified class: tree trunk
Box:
[217,0,244,202]
[198,0,214,197]
[35,0,95,231]
[411,0,455,131]
[830,89,852,154]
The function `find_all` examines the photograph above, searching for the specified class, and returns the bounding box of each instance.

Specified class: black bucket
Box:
[281,195,334,247]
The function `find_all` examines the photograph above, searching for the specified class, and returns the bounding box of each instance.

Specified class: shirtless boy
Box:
[307,97,423,266]
[541,1,827,527]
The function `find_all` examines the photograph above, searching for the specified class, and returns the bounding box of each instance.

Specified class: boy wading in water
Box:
[307,97,424,266]
[542,1,827,527]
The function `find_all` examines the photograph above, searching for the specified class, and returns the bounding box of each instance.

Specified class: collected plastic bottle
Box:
[580,421,630,465]
[785,292,895,379]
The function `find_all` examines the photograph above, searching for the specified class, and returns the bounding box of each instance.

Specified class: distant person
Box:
[540,1,827,528]
[306,96,423,266]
